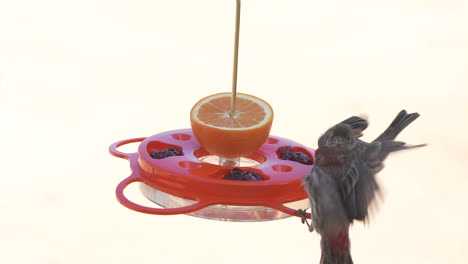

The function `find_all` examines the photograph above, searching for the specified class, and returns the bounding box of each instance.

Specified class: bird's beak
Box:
[335,136,344,144]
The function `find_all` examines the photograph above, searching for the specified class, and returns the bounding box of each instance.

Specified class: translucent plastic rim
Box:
[139,183,309,222]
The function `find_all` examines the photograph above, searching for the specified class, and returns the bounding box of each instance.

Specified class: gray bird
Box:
[296,110,426,264]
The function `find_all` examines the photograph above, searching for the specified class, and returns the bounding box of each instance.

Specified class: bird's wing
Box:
[361,140,425,174]
[317,116,369,148]
[340,116,369,138]
[341,159,381,223]
[304,166,350,235]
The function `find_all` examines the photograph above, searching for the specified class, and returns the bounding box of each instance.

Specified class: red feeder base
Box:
[109,129,314,221]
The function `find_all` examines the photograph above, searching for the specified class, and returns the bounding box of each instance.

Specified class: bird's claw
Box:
[295,209,314,232]
[296,209,308,223]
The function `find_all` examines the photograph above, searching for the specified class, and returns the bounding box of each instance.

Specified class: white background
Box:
[1,0,467,263]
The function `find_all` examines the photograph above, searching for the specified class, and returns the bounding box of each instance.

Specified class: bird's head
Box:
[328,124,356,151]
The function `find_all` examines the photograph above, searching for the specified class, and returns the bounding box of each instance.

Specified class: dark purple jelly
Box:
[150,148,183,159]
[278,146,312,165]
[223,168,264,181]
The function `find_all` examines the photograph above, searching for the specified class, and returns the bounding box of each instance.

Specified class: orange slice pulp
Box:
[190,92,274,158]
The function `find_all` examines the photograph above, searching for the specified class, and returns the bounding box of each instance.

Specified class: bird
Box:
[296,110,426,264]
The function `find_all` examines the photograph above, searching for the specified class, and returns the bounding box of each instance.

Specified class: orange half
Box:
[190,92,274,158]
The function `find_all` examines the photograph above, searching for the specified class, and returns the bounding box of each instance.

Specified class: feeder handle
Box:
[109,137,146,160]
[269,203,312,219]
[116,173,213,215]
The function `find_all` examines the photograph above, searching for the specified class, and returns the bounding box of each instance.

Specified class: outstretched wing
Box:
[363,140,426,174]
[303,166,350,235]
[341,159,382,223]
[340,116,368,138]
[318,116,369,148]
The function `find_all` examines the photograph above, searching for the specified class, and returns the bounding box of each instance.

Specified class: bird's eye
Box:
[346,136,351,141]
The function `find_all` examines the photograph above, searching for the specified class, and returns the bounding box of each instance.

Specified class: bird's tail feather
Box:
[373,110,420,142]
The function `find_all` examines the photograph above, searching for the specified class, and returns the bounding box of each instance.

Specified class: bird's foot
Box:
[295,209,314,232]
[296,209,308,223]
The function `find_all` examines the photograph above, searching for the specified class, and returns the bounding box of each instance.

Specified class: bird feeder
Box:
[109,1,314,221]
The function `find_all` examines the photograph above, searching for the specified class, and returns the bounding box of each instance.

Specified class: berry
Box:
[150,148,183,159]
